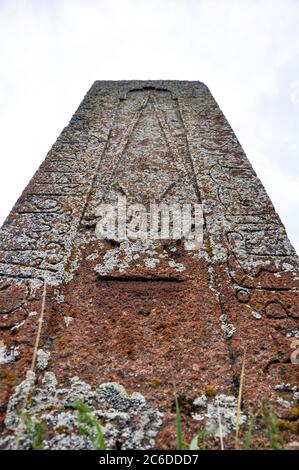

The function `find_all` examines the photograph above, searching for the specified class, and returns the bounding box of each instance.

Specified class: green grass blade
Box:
[244,415,254,450]
[73,400,106,450]
[94,422,106,450]
[16,410,44,450]
[174,392,183,450]
[261,401,282,450]
[189,434,199,450]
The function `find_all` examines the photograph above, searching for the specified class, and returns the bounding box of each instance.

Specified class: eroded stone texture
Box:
[0,81,298,449]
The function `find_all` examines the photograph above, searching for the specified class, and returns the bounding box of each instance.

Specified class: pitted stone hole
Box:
[106,238,121,248]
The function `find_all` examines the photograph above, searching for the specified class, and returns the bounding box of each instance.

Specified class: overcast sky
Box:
[0,0,298,252]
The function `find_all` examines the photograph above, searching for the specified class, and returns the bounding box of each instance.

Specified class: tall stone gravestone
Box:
[0,81,298,449]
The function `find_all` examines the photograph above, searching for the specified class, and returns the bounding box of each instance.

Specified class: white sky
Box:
[0,0,298,252]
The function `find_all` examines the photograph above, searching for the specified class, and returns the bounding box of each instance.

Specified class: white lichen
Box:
[144,258,160,268]
[219,314,236,339]
[10,320,25,334]
[94,240,158,276]
[193,394,207,408]
[54,289,65,304]
[252,310,262,320]
[36,349,50,371]
[0,341,19,365]
[0,371,163,450]
[276,397,291,409]
[63,316,74,327]
[286,330,299,339]
[192,393,246,437]
[168,260,186,272]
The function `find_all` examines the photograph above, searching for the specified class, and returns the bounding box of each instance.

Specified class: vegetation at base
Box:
[174,389,183,450]
[261,401,283,450]
[189,429,216,450]
[17,409,45,450]
[173,396,293,450]
[73,400,106,450]
[243,413,254,450]
[13,398,297,450]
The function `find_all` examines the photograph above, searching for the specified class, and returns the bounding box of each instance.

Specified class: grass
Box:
[16,400,107,450]
[235,349,246,449]
[16,410,45,450]
[244,413,254,450]
[173,383,287,450]
[15,282,47,450]
[217,401,224,450]
[189,429,216,450]
[261,401,283,450]
[174,387,183,450]
[13,397,291,450]
[73,400,106,450]
[12,334,290,453]
[174,386,216,450]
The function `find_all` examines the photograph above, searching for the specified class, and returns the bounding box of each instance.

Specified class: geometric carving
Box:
[0,279,29,315]
[82,87,199,227]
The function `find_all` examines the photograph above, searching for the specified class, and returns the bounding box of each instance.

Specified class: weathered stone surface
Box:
[0,81,298,449]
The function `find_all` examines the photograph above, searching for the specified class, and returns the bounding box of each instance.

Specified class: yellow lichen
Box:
[256,437,266,448]
[56,426,66,434]
[202,183,210,193]
[289,408,299,419]
[6,372,15,386]
[205,238,213,258]
[204,385,216,397]
[44,404,57,411]
[277,419,299,434]
[25,394,34,406]
[57,340,66,350]
[146,377,162,387]
[182,402,192,410]
[63,245,77,274]
[251,301,263,310]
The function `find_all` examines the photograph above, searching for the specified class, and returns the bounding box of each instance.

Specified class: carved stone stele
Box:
[0,81,298,449]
